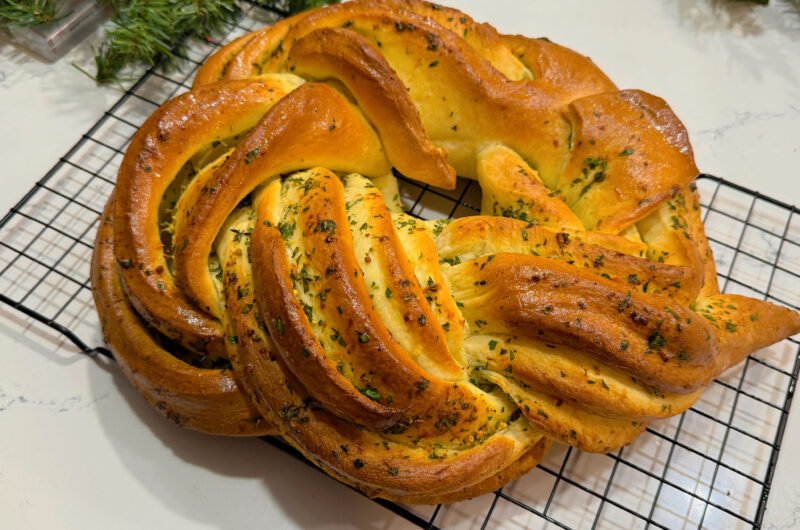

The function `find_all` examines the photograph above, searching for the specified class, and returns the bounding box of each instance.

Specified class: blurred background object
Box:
[2,0,107,62]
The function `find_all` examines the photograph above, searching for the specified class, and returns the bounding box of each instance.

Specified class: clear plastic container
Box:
[8,0,108,62]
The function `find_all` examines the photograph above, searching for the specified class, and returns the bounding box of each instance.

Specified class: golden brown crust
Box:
[447,253,721,394]
[637,184,719,300]
[192,28,269,87]
[435,216,695,302]
[694,294,800,369]
[288,27,455,188]
[249,170,525,439]
[500,33,617,102]
[560,90,699,232]
[92,198,273,436]
[220,202,543,500]
[92,0,800,505]
[205,1,571,182]
[252,173,407,430]
[379,0,533,82]
[223,10,326,82]
[366,437,552,504]
[113,79,298,357]
[477,144,583,232]
[173,82,390,319]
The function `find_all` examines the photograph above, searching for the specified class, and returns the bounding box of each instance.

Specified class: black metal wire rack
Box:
[1,3,799,529]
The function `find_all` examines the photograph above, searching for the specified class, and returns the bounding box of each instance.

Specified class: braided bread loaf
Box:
[91,0,800,503]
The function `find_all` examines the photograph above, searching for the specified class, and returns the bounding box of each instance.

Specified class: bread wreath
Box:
[92,0,800,502]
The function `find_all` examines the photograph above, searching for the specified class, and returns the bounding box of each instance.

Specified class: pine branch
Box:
[0,0,66,28]
[92,0,240,84]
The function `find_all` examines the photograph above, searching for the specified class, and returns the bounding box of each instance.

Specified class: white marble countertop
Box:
[1,1,799,528]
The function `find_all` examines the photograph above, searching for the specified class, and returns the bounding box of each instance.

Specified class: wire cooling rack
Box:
[1,4,799,529]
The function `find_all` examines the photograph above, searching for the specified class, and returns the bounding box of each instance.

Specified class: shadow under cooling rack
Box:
[1,4,799,529]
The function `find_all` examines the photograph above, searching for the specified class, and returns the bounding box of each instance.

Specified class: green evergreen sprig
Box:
[0,0,65,28]
[89,0,240,83]
[89,0,339,84]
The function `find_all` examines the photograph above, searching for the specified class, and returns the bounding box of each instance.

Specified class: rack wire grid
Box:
[1,3,799,529]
